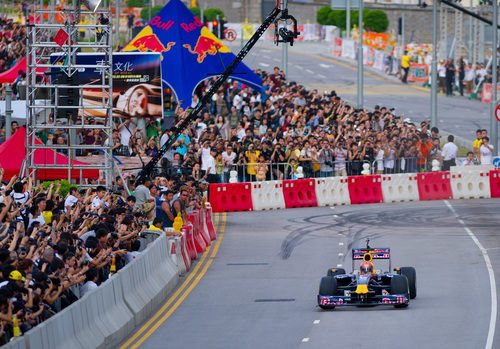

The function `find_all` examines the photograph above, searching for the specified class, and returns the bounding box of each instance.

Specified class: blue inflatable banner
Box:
[122,0,262,108]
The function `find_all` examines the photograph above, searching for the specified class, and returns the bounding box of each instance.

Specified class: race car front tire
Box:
[391,275,409,308]
[327,268,346,277]
[319,276,337,310]
[400,267,417,299]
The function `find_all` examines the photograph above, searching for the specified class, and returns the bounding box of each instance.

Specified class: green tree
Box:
[140,5,162,22]
[316,6,332,25]
[190,6,201,20]
[364,10,389,33]
[203,8,225,21]
[126,0,145,7]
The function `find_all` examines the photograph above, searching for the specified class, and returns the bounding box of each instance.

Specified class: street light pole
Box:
[357,0,364,108]
[431,0,438,128]
[346,0,350,39]
[490,0,498,155]
[282,0,288,80]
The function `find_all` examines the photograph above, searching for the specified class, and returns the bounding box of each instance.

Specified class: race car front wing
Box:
[317,294,409,307]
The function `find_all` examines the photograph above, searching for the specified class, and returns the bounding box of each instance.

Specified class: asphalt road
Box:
[228,41,491,144]
[139,199,500,349]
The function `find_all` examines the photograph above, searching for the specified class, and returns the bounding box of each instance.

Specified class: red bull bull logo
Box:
[122,26,175,59]
[183,27,229,63]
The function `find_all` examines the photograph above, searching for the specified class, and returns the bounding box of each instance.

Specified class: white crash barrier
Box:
[315,177,350,206]
[381,173,420,203]
[251,181,286,210]
[451,171,491,199]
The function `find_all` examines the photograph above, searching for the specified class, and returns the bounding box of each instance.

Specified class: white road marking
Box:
[333,215,339,218]
[318,74,326,79]
[339,242,344,246]
[445,200,497,349]
[336,264,343,267]
[338,253,344,256]
[306,69,314,74]
[295,65,304,70]
[263,55,271,59]
[302,338,310,343]
[272,58,280,62]
[259,62,270,67]
[320,63,331,68]
[313,320,320,324]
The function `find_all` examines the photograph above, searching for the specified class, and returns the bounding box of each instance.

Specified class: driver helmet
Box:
[360,261,374,274]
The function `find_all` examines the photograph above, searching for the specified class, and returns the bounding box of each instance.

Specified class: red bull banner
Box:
[122,0,262,109]
[481,83,500,104]
[408,63,428,82]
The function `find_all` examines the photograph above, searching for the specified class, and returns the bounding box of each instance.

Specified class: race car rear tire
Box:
[327,268,346,277]
[319,276,337,296]
[400,267,417,299]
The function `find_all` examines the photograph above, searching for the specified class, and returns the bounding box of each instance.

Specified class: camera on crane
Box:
[274,9,300,46]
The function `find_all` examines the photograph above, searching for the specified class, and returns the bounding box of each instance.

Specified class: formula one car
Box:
[317,240,416,310]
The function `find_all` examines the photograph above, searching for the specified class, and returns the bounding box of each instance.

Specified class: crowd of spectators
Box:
[0,18,27,100]
[33,63,492,185]
[0,169,207,343]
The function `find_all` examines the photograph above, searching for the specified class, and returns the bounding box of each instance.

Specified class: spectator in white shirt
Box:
[441,135,458,171]
[203,148,218,183]
[80,268,99,298]
[480,137,494,165]
[64,186,80,212]
[464,63,475,95]
[91,186,108,210]
[233,91,243,110]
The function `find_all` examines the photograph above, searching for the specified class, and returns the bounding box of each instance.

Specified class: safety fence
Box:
[209,165,499,212]
[2,207,217,349]
[213,157,473,184]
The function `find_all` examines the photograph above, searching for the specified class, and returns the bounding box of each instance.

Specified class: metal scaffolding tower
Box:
[25,0,114,187]
[439,3,448,60]
[454,8,465,60]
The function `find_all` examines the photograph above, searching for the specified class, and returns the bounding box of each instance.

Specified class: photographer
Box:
[318,140,334,177]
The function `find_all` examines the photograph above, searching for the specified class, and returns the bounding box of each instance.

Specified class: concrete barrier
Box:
[2,337,27,349]
[10,210,189,349]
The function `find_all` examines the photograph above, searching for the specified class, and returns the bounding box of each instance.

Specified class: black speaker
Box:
[57,72,79,123]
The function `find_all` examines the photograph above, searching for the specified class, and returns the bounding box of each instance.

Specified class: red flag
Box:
[54,28,69,47]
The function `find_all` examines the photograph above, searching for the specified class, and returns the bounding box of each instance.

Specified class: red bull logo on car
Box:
[122,26,175,59]
[183,27,229,63]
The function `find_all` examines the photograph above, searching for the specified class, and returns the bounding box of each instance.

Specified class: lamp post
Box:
[490,0,498,155]
[357,0,364,108]
[431,0,438,128]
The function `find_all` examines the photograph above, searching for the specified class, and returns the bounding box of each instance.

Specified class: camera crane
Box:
[137,0,299,181]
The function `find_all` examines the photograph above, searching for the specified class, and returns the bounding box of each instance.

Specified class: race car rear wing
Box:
[352,248,390,260]
[352,247,391,272]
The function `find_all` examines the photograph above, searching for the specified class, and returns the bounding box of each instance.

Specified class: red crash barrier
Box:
[282,179,318,209]
[490,170,500,198]
[204,206,217,241]
[186,214,206,254]
[209,183,253,212]
[417,172,452,200]
[194,209,211,247]
[348,175,384,204]
[182,225,197,261]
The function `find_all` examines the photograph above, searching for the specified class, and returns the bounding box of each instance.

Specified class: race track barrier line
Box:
[187,213,207,254]
[182,225,197,261]
[490,170,500,198]
[315,177,351,206]
[417,172,453,201]
[451,171,491,199]
[209,183,253,212]
[381,173,420,203]
[282,179,318,208]
[348,175,384,204]
[251,180,286,210]
[194,209,211,246]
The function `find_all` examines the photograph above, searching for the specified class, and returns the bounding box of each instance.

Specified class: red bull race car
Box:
[317,240,416,310]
